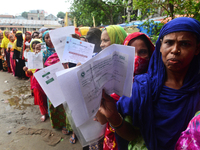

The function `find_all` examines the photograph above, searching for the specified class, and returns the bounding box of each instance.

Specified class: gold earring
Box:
[178,50,181,53]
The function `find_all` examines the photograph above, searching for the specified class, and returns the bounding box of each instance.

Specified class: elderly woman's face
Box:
[160,31,200,72]
[100,30,111,50]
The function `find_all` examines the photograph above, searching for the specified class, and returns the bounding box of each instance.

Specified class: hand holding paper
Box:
[56,44,135,144]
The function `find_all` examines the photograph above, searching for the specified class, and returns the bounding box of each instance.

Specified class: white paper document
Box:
[62,36,95,64]
[27,52,43,69]
[78,118,106,142]
[49,26,75,62]
[56,44,135,129]
[40,42,47,52]
[34,62,66,107]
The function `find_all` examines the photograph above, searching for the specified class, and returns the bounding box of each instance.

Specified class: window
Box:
[31,17,33,20]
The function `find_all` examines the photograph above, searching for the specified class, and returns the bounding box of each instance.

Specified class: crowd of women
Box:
[1,17,200,150]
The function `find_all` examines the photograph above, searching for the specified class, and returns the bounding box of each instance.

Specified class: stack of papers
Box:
[34,26,135,146]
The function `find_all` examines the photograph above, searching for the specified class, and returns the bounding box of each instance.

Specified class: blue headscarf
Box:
[42,30,55,63]
[116,17,200,150]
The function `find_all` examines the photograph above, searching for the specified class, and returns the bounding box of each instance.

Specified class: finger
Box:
[102,89,113,102]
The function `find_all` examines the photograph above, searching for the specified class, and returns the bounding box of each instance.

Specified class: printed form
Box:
[49,26,75,62]
[34,62,66,107]
[62,37,94,64]
[56,44,135,142]
[77,51,128,118]
[27,52,43,69]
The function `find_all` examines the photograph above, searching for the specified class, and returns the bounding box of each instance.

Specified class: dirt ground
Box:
[0,71,83,150]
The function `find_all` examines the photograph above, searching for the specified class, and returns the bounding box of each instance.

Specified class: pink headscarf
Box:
[44,53,60,67]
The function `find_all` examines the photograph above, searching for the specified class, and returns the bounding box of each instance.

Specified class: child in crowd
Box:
[23,39,48,121]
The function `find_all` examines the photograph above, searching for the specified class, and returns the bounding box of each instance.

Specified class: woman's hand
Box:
[96,89,121,126]
[76,62,81,66]
[94,110,108,125]
[23,66,28,72]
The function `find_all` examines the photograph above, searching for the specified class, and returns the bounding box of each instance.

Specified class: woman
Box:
[88,25,127,150]
[42,31,55,63]
[7,34,16,76]
[12,28,18,36]
[100,25,127,50]
[103,32,155,150]
[97,17,200,150]
[23,31,32,60]
[42,31,72,135]
[13,31,27,79]
[0,31,4,71]
[32,31,40,39]
[1,30,10,72]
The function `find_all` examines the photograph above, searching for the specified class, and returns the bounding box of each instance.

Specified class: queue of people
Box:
[1,17,200,150]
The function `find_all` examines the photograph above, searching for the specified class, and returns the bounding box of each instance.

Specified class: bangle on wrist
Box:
[109,113,124,130]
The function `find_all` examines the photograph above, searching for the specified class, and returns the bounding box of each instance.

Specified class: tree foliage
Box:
[68,0,127,26]
[57,11,66,19]
[130,0,200,44]
[21,12,28,19]
[132,0,200,21]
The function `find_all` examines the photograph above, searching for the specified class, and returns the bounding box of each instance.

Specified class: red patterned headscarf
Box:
[123,32,155,75]
[44,53,60,67]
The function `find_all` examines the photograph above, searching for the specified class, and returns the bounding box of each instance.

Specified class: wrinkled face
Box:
[160,31,200,73]
[9,34,15,42]
[100,30,111,50]
[25,32,31,41]
[130,39,149,59]
[44,33,53,48]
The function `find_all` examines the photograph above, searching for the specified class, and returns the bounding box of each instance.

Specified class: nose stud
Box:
[178,50,181,53]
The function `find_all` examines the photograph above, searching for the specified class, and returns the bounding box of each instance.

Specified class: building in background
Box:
[0,10,62,32]
[45,14,57,21]
[28,10,45,20]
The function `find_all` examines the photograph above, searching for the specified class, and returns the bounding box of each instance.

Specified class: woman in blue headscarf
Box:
[97,17,200,150]
[42,31,56,63]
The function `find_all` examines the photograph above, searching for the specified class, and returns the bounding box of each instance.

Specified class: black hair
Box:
[86,28,102,53]
[71,34,80,39]
[128,34,151,56]
[32,31,40,38]
[31,41,41,48]
[16,33,23,47]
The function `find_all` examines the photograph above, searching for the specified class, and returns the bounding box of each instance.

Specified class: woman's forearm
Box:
[108,113,138,141]
[115,121,139,141]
